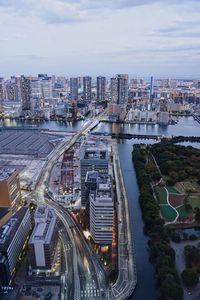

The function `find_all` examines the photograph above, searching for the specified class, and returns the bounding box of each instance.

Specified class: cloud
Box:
[16,54,46,61]
[0,0,199,24]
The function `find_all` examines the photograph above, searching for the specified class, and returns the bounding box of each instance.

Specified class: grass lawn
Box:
[166,186,179,194]
[176,205,189,221]
[160,205,177,222]
[188,194,200,209]
[156,187,168,204]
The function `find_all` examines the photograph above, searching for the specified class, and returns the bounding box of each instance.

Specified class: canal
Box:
[1,116,200,299]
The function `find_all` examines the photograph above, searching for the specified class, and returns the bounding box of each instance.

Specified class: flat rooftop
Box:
[0,207,29,251]
[29,207,56,244]
[0,129,63,158]
[0,167,16,181]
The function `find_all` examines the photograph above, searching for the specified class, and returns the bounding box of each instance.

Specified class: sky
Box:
[0,0,200,78]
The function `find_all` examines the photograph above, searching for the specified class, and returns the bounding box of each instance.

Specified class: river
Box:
[1,116,200,300]
[0,118,85,132]
[93,116,200,137]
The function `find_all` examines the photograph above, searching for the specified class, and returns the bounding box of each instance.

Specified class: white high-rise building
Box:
[29,206,57,270]
[90,175,113,245]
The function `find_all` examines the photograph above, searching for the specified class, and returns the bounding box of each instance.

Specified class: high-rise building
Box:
[29,206,58,270]
[97,76,106,102]
[0,168,22,208]
[110,77,117,103]
[80,140,109,206]
[20,75,31,111]
[150,76,154,107]
[0,207,31,286]
[7,77,19,102]
[159,111,169,125]
[159,97,169,125]
[111,74,128,105]
[90,174,113,244]
[31,79,42,99]
[109,74,128,120]
[41,77,52,99]
[0,78,4,103]
[83,76,92,103]
[160,97,168,112]
[70,77,79,101]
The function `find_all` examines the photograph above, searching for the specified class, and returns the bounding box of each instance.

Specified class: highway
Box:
[24,114,108,300]
[24,109,136,300]
[46,198,109,300]
[112,142,137,299]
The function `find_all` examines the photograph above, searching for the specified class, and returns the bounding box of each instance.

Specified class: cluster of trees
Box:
[132,145,183,300]
[181,245,200,287]
[184,245,200,269]
[151,142,200,186]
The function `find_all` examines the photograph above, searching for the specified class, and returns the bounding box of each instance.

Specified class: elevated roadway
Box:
[112,142,137,299]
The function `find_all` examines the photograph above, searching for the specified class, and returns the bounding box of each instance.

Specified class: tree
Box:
[181,269,199,287]
[160,276,183,300]
[195,210,200,222]
[184,245,200,268]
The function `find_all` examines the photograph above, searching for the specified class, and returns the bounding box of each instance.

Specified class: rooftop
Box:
[0,168,16,181]
[90,175,113,201]
[80,138,109,161]
[29,206,56,244]
[0,207,29,251]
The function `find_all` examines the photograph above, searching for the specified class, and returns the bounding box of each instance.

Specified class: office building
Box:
[90,175,113,244]
[80,141,109,205]
[159,111,169,125]
[0,207,31,286]
[41,77,52,99]
[150,76,154,108]
[83,76,92,103]
[0,78,4,102]
[31,79,42,99]
[29,206,58,270]
[0,168,21,208]
[85,171,99,228]
[70,77,79,101]
[160,97,168,112]
[20,75,31,111]
[97,76,106,102]
[110,77,117,103]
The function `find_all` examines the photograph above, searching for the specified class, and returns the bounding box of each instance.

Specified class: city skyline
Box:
[0,0,200,77]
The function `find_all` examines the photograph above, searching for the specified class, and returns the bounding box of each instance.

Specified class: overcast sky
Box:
[0,0,200,78]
